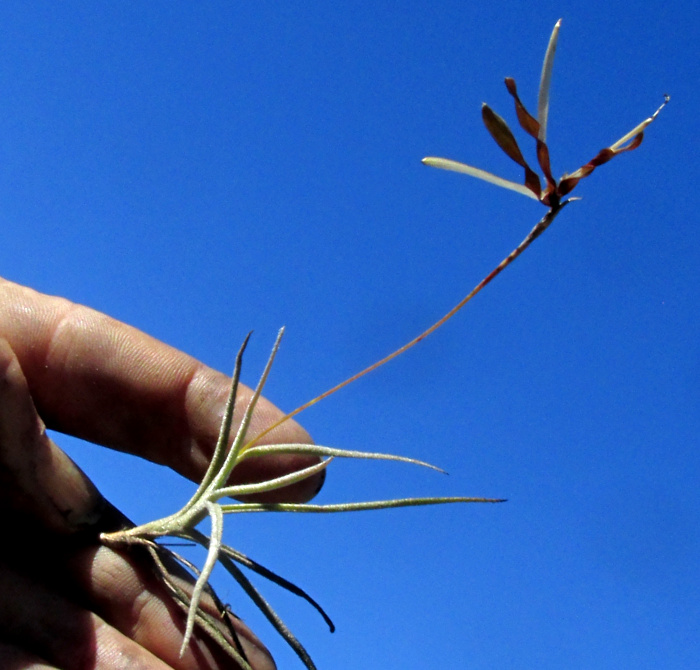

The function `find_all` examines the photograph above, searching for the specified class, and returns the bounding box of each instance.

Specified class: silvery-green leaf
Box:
[422,157,539,200]
[537,19,562,142]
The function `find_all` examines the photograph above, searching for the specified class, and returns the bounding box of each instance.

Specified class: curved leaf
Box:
[482,104,542,198]
[537,19,562,142]
[505,77,540,139]
[241,442,446,472]
[482,103,528,166]
[179,501,224,657]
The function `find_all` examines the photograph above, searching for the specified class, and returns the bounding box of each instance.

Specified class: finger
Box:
[4,495,272,670]
[64,542,276,670]
[0,642,58,670]
[0,560,177,670]
[0,336,105,534]
[0,278,323,502]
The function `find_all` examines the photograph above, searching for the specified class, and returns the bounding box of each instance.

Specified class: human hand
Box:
[0,277,323,669]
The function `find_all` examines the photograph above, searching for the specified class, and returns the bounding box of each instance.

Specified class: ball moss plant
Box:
[100,19,668,670]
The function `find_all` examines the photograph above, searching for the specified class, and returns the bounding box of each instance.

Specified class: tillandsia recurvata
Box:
[100,19,668,670]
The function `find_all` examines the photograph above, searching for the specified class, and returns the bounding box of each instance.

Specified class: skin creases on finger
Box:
[0,560,175,670]
[65,542,277,670]
[0,278,324,504]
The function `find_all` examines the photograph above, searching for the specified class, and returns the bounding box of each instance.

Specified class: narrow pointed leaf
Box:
[184,527,336,634]
[559,97,670,196]
[180,333,250,515]
[537,19,562,142]
[147,544,253,670]
[610,129,646,153]
[221,497,507,514]
[611,132,644,154]
[610,94,669,151]
[481,104,529,166]
[179,502,224,657]
[536,139,557,190]
[422,157,539,200]
[482,104,543,198]
[214,328,285,486]
[240,442,448,472]
[557,138,640,197]
[216,553,318,670]
[504,77,540,139]
[522,166,543,200]
[218,543,335,632]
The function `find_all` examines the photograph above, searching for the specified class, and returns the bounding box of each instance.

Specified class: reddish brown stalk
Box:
[244,202,568,450]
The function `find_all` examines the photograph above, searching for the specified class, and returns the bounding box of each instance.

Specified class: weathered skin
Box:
[0,277,324,670]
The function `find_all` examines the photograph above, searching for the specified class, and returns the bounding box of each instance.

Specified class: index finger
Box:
[0,277,322,502]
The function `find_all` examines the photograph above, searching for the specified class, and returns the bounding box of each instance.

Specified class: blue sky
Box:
[1,2,698,669]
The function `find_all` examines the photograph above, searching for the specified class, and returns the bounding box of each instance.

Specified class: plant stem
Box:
[244,201,568,450]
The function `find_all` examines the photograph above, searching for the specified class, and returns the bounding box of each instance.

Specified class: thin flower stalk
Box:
[245,20,668,454]
[101,19,667,670]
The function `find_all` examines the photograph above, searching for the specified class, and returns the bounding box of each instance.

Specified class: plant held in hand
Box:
[101,19,668,670]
